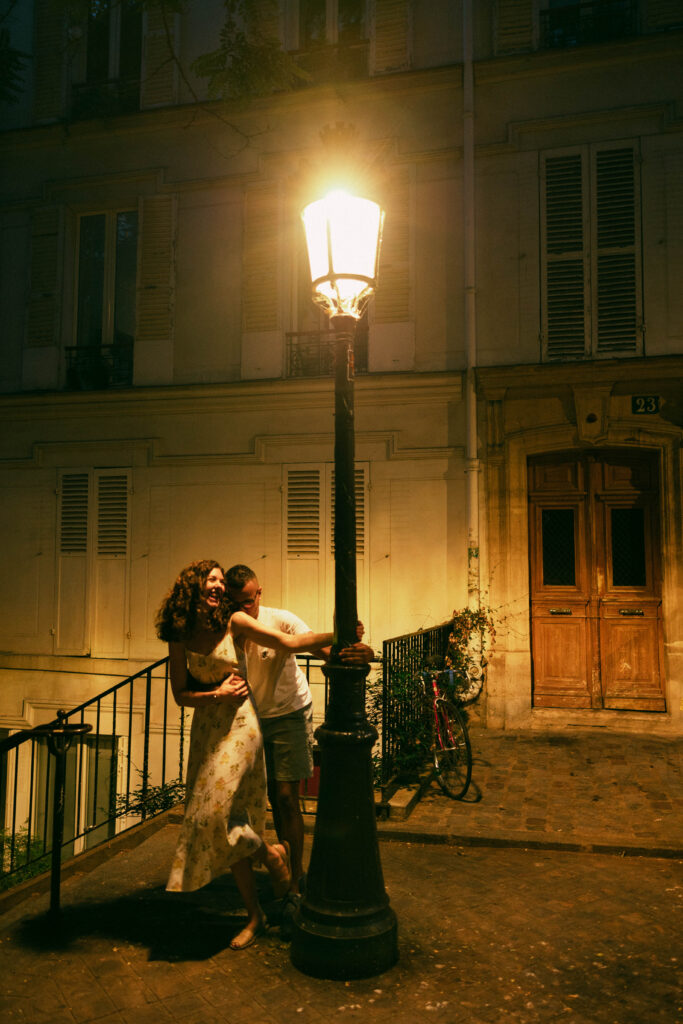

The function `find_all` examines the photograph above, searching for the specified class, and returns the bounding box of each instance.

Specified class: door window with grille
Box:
[541,142,642,361]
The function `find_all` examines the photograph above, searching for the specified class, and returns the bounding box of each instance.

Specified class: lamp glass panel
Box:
[302,191,382,291]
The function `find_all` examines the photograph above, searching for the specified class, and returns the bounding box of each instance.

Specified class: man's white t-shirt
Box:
[244,606,312,719]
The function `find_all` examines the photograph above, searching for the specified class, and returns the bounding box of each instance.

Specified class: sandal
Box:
[230,917,267,950]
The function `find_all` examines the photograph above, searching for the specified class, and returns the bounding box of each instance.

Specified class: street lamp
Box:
[290,185,399,979]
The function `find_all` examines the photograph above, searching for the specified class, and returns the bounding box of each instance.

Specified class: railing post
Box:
[141,669,153,820]
[32,711,91,920]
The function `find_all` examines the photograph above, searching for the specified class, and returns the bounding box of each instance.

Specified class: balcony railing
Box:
[286,330,368,379]
[65,342,134,390]
[540,0,637,49]
[71,77,141,120]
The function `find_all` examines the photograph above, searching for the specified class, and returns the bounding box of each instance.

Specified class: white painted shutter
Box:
[55,472,90,654]
[374,179,411,323]
[33,0,67,122]
[284,467,324,628]
[26,207,62,349]
[371,0,411,74]
[137,194,176,352]
[140,8,179,109]
[541,151,589,360]
[592,145,642,356]
[495,0,534,55]
[243,184,280,332]
[92,471,130,658]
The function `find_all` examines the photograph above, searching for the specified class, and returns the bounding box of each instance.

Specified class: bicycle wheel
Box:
[433,698,472,799]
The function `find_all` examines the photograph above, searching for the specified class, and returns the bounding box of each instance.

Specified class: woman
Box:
[156,559,334,950]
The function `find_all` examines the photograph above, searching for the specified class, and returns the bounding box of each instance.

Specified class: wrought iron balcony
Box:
[286,329,368,379]
[540,0,637,49]
[71,77,141,120]
[65,343,134,390]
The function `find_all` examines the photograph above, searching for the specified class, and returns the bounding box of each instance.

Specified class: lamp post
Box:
[290,188,398,979]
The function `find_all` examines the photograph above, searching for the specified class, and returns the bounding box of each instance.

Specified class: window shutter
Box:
[60,473,89,554]
[374,179,411,323]
[593,147,641,355]
[137,194,176,349]
[495,0,534,55]
[371,0,411,74]
[97,474,129,556]
[140,8,179,108]
[26,207,62,349]
[542,153,588,360]
[644,0,683,31]
[330,468,367,557]
[243,184,280,332]
[254,0,281,39]
[33,0,67,122]
[286,469,321,557]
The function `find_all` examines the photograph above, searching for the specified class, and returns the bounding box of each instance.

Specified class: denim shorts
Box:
[260,703,314,782]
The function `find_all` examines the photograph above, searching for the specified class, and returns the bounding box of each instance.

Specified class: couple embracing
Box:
[156,560,371,950]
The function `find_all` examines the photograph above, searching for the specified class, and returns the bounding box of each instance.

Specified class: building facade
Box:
[1,0,682,750]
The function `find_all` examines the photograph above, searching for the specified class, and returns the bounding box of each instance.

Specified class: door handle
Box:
[549,608,572,615]
[619,609,644,616]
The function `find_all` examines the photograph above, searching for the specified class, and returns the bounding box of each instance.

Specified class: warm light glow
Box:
[301,189,384,319]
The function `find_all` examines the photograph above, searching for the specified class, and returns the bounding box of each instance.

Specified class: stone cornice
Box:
[477,355,683,400]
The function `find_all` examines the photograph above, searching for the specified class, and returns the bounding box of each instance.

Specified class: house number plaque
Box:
[632,396,660,414]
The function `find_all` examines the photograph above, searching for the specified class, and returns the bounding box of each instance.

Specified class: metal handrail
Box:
[0,653,329,896]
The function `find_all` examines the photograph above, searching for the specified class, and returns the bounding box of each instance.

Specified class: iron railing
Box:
[539,0,637,49]
[285,329,368,378]
[0,654,328,894]
[380,621,453,789]
[65,342,134,390]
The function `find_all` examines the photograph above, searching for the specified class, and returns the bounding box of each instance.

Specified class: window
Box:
[292,0,367,79]
[72,0,143,118]
[67,210,138,389]
[541,143,642,361]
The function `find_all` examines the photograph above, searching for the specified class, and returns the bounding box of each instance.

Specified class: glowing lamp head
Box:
[301,189,384,320]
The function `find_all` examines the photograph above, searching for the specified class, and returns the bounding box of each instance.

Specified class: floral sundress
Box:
[166,633,267,892]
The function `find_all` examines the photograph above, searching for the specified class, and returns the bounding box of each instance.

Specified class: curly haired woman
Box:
[156,559,334,950]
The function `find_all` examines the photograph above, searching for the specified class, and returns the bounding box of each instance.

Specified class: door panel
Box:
[529,452,665,712]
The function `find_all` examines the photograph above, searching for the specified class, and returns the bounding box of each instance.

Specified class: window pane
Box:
[114,211,138,345]
[87,0,111,85]
[611,507,646,586]
[302,0,326,46]
[541,508,576,586]
[77,214,106,347]
[339,0,363,42]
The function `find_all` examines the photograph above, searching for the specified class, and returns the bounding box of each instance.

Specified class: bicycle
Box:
[420,668,473,799]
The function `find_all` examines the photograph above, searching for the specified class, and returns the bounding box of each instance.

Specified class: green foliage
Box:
[367,606,496,787]
[0,24,29,105]
[116,774,185,817]
[191,0,309,100]
[0,826,51,892]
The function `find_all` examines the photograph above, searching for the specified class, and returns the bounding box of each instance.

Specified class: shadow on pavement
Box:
[10,872,283,962]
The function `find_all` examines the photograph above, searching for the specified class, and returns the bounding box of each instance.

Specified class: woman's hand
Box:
[215,673,249,703]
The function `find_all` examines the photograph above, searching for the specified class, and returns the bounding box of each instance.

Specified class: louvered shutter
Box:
[542,152,589,360]
[374,179,411,323]
[135,194,176,384]
[371,0,411,74]
[26,207,62,349]
[495,0,534,55]
[592,146,641,355]
[33,0,67,122]
[254,0,281,39]
[140,8,179,109]
[644,0,683,30]
[286,469,321,558]
[665,153,683,338]
[243,184,280,333]
[92,471,130,657]
[55,473,90,654]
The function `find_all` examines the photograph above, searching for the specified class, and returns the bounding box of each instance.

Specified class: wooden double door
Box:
[529,451,665,711]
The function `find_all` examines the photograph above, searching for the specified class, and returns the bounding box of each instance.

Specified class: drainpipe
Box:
[463,0,480,611]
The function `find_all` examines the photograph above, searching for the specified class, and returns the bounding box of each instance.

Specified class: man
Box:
[225,563,372,936]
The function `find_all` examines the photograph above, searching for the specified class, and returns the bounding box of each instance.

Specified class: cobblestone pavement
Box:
[0,827,681,1024]
[1,728,681,1023]
[379,728,683,855]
